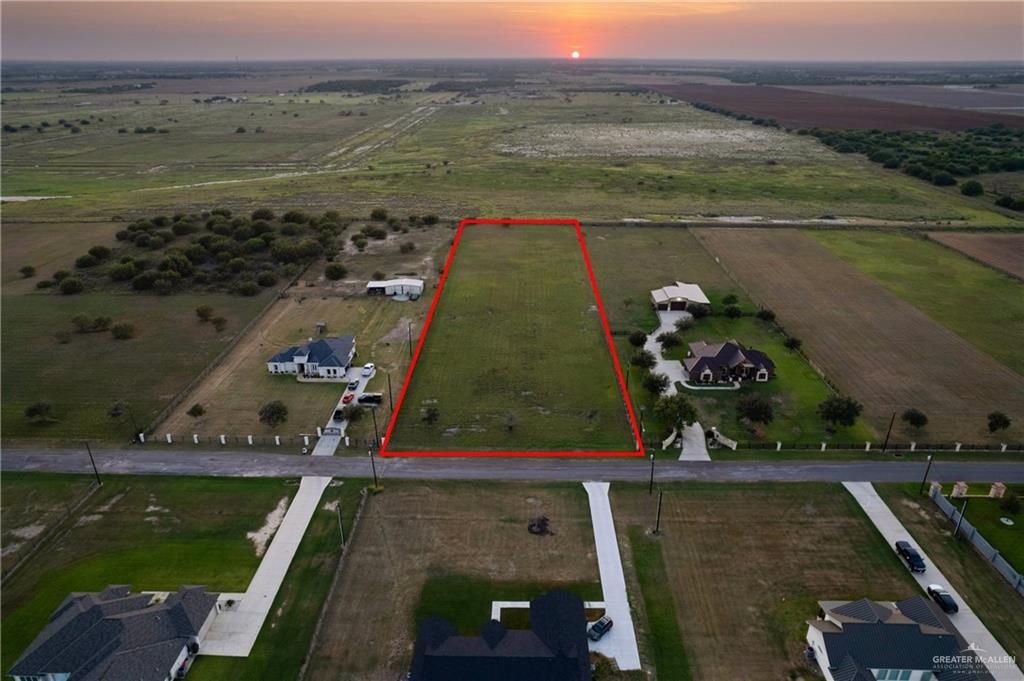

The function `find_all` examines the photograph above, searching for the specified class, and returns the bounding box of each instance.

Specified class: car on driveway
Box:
[357,392,384,405]
[347,379,360,390]
[361,363,375,377]
[926,584,958,613]
[587,615,613,641]
[895,540,926,573]
[342,393,355,405]
[333,408,344,421]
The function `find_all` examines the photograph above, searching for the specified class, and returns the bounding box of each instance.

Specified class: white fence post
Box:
[955,442,962,452]
[275,435,281,446]
[165,433,172,444]
[910,442,916,452]
[865,441,871,451]
[247,435,254,446]
[344,436,350,447]
[775,441,782,451]
[303,435,310,446]
[220,434,226,445]
[139,433,146,443]
[1001,443,1008,452]
[193,434,199,445]
[317,426,323,437]
[820,442,827,451]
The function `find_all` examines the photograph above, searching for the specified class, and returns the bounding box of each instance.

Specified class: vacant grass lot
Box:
[0,475,296,672]
[386,223,635,452]
[876,484,1024,662]
[304,482,601,681]
[811,230,1024,374]
[613,483,919,681]
[1,291,272,441]
[1,221,124,291]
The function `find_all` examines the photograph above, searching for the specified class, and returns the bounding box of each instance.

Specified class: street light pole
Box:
[368,448,379,488]
[648,453,655,495]
[919,454,934,495]
[84,442,102,486]
[953,497,969,539]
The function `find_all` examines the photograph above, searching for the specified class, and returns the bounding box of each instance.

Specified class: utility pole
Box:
[639,405,646,435]
[881,411,896,453]
[918,454,934,495]
[653,490,664,535]
[407,321,413,359]
[648,453,656,495]
[336,503,346,545]
[625,366,630,392]
[387,372,394,413]
[368,448,379,488]
[84,442,102,486]
[371,407,380,447]
[953,497,969,538]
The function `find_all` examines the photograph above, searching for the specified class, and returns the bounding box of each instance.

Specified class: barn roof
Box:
[650,281,710,305]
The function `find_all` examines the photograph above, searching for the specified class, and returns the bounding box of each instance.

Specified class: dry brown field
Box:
[695,228,1024,442]
[304,483,602,681]
[786,84,1024,114]
[612,483,918,681]
[927,231,1024,279]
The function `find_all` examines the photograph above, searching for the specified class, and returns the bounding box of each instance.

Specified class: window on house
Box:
[897,672,911,681]
[875,672,889,680]
[920,673,932,681]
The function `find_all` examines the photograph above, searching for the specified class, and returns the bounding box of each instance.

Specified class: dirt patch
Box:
[247,496,290,558]
[9,523,46,540]
[927,232,1024,279]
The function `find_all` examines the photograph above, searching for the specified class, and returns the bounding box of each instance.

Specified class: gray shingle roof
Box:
[268,336,355,366]
[9,585,218,681]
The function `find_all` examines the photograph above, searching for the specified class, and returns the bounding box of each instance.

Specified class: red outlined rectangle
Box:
[379,219,645,457]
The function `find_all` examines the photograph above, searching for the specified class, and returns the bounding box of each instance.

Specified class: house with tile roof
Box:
[9,585,218,681]
[805,597,993,681]
[409,590,591,681]
[684,339,775,384]
[266,335,356,381]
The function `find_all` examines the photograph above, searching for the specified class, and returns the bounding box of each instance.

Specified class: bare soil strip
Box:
[696,228,1024,441]
[927,232,1024,280]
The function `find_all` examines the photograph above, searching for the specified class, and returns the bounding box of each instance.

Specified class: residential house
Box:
[650,282,710,311]
[266,336,356,380]
[366,278,424,300]
[9,585,218,681]
[409,590,591,681]
[684,339,775,383]
[806,597,993,681]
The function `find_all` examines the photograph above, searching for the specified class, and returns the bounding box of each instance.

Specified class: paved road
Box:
[4,448,1024,483]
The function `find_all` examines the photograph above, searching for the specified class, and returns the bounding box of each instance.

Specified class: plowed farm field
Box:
[927,232,1024,279]
[695,228,1024,442]
[651,84,1024,130]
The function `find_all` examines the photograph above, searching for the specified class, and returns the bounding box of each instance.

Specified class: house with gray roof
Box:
[266,335,356,381]
[684,339,775,384]
[806,597,993,681]
[410,590,591,681]
[9,585,218,681]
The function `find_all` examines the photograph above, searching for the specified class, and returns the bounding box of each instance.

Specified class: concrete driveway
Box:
[643,311,690,396]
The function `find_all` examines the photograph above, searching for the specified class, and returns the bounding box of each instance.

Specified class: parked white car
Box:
[361,363,376,377]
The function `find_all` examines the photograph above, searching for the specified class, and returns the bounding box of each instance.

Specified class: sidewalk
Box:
[201,476,333,656]
[583,482,641,670]
[843,482,1023,681]
[679,422,710,461]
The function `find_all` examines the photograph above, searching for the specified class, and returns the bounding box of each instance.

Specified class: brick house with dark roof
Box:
[409,591,591,681]
[9,585,218,681]
[684,339,775,384]
[805,596,993,681]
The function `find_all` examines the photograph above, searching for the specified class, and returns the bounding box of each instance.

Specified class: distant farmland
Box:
[927,232,1024,280]
[650,84,1024,130]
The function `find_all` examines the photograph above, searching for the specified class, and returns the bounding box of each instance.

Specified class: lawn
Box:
[1,290,273,441]
[927,482,1024,573]
[811,230,1024,375]
[188,479,366,681]
[876,484,1024,662]
[612,483,919,680]
[0,475,297,671]
[385,223,636,452]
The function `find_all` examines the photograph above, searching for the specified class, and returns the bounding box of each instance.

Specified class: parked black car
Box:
[587,615,613,641]
[895,540,926,573]
[333,408,344,421]
[357,393,384,405]
[927,584,958,613]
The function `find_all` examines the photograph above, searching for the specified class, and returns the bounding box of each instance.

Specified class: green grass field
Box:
[385,223,636,452]
[811,230,1024,374]
[927,482,1024,573]
[0,475,296,671]
[1,290,273,441]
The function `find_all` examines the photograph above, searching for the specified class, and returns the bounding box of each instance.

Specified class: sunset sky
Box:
[2,2,1022,62]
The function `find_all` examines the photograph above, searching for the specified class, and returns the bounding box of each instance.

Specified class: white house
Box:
[650,282,710,311]
[267,336,356,380]
[806,597,988,681]
[366,278,424,301]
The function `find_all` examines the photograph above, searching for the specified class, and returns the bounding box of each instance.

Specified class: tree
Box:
[722,293,738,305]
[111,323,135,340]
[88,245,112,260]
[24,402,54,423]
[59,277,84,295]
[399,241,416,254]
[71,314,93,333]
[423,214,440,225]
[987,411,1011,433]
[75,254,98,268]
[755,308,776,322]
[257,271,278,287]
[931,172,956,187]
[258,400,289,427]
[341,404,363,422]
[656,332,682,352]
[251,208,275,221]
[674,317,694,332]
[628,330,647,348]
[19,265,35,278]
[784,336,802,351]
[370,207,388,221]
[325,263,348,280]
[818,395,863,428]
[630,349,656,369]
[196,305,214,322]
[901,408,928,431]
[689,304,711,319]
[643,372,671,395]
[654,393,697,430]
[1000,490,1021,515]
[212,316,227,332]
[724,305,743,319]
[737,394,774,424]
[423,405,440,425]
[960,180,984,197]
[187,403,206,418]
[235,126,246,133]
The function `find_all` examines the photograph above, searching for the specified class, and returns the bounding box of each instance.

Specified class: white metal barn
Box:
[366,278,424,301]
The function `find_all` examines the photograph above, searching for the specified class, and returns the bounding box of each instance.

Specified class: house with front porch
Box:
[684,339,774,384]
[267,335,356,380]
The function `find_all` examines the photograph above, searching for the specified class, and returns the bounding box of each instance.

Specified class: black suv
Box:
[587,615,613,641]
[895,540,926,573]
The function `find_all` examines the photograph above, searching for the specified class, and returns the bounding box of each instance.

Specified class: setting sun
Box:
[570,50,581,59]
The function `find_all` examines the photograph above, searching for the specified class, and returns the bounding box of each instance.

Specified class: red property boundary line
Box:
[379,218,645,457]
